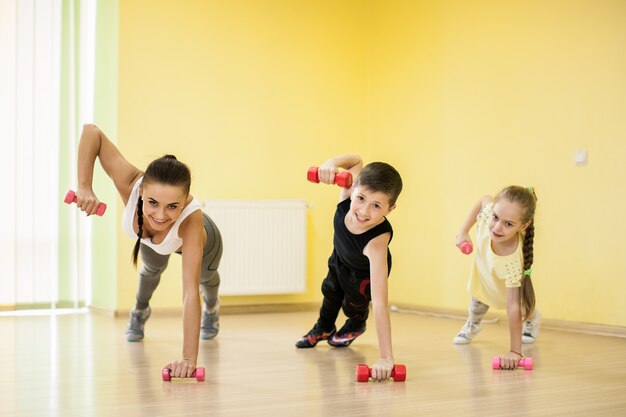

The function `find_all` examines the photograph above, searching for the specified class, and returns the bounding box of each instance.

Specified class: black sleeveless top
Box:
[332,198,393,274]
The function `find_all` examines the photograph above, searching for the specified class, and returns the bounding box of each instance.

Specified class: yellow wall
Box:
[118,0,368,309]
[117,0,626,327]
[367,0,626,327]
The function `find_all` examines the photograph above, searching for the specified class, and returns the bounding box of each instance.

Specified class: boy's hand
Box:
[317,160,338,185]
[370,357,395,381]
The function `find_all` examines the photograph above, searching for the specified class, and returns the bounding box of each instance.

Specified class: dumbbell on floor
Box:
[491,356,533,370]
[162,367,206,381]
[64,190,107,216]
[355,363,407,382]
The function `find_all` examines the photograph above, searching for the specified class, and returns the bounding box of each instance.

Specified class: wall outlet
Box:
[575,149,588,166]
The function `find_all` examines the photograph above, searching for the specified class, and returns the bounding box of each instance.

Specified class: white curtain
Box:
[0,0,96,310]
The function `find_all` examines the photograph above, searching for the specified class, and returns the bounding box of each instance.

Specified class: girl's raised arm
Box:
[455,195,493,249]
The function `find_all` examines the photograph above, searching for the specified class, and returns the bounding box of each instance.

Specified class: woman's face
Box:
[140,182,187,232]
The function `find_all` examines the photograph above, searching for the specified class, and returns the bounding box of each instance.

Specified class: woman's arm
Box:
[364,232,394,381]
[455,195,493,249]
[317,154,363,202]
[76,124,143,213]
[166,211,205,378]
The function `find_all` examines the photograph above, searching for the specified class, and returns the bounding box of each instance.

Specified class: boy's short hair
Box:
[355,162,403,206]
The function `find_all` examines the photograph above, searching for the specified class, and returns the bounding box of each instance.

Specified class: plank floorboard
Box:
[1,311,625,416]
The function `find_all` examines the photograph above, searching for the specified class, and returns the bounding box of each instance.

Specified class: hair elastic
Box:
[523,268,532,277]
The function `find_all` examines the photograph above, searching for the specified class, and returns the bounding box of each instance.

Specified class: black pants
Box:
[317,252,371,331]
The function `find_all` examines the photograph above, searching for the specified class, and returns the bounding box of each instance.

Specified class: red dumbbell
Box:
[162,367,206,381]
[64,190,107,216]
[491,356,533,370]
[307,167,353,189]
[460,241,473,255]
[355,363,407,382]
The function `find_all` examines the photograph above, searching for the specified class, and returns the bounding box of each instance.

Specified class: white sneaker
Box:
[453,320,482,344]
[522,310,542,344]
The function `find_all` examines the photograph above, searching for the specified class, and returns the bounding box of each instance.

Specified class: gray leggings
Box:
[134,213,223,311]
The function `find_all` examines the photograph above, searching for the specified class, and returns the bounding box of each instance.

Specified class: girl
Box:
[454,186,540,370]
[74,124,223,378]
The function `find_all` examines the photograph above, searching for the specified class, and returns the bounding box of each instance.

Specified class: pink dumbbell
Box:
[307,167,353,189]
[460,241,473,255]
[491,356,533,370]
[162,367,205,382]
[64,190,107,216]
[355,363,407,382]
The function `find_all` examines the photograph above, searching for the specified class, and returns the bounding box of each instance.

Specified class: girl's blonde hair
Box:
[495,185,537,321]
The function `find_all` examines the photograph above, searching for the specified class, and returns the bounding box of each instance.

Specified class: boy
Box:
[295,154,403,381]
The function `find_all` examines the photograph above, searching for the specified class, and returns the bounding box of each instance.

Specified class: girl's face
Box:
[489,199,529,244]
[349,185,395,229]
[140,182,188,232]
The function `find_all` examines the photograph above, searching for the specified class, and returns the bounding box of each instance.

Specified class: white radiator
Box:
[202,200,307,295]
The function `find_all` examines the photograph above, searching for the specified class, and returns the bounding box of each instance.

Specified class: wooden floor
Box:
[1,310,625,417]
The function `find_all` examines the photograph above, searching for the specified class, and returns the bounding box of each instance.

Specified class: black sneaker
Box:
[328,319,366,347]
[295,323,336,348]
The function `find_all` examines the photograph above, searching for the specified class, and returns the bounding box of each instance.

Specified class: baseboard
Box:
[106,302,320,318]
[91,301,626,339]
[220,302,319,315]
[539,318,626,339]
[390,303,626,339]
[88,305,117,317]
[389,303,501,324]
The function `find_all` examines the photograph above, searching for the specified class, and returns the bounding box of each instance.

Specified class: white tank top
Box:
[122,177,201,255]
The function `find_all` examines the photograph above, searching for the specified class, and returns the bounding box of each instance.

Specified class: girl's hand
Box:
[455,232,471,250]
[317,160,339,185]
[75,186,102,216]
[499,351,522,370]
[370,357,395,381]
[165,359,196,378]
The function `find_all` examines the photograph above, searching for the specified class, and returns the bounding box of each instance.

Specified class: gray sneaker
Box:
[201,309,220,340]
[453,320,482,344]
[125,306,151,342]
[522,310,542,344]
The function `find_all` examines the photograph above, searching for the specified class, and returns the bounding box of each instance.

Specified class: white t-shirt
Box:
[467,203,523,309]
[122,177,201,255]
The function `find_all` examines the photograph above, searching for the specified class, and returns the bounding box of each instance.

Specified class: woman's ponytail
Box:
[131,195,144,267]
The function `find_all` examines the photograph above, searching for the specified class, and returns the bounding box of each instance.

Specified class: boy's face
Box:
[349,185,395,228]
